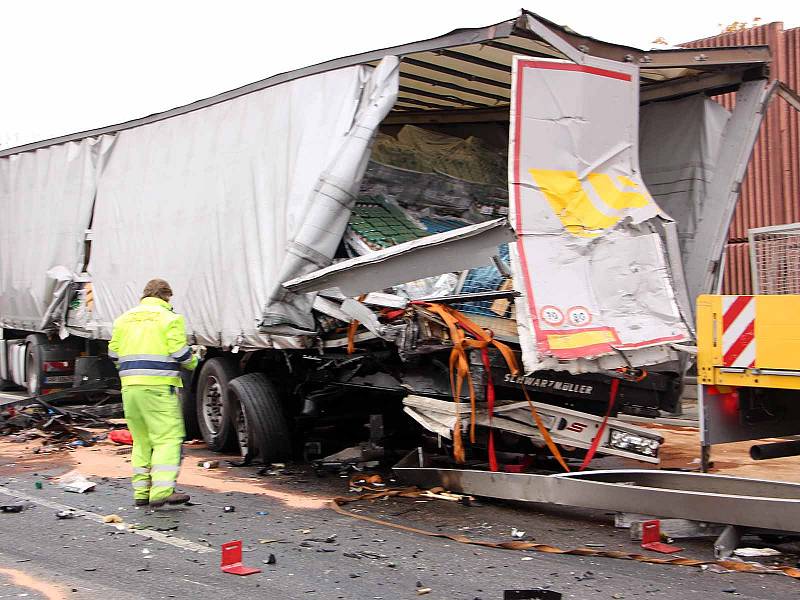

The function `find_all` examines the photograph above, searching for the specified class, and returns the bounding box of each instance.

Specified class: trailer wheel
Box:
[24,334,48,397]
[196,358,238,452]
[227,373,291,463]
[178,370,201,440]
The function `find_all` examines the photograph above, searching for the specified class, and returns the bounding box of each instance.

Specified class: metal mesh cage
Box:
[748,223,800,294]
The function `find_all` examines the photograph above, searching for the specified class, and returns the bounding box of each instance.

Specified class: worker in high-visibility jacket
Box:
[108,279,198,508]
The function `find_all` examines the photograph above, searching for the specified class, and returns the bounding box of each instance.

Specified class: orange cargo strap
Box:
[417,303,570,472]
[346,295,368,355]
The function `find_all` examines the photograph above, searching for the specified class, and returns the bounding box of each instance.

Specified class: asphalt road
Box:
[0,457,798,599]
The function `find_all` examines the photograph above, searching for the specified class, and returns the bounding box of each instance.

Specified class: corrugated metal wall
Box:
[682,23,800,294]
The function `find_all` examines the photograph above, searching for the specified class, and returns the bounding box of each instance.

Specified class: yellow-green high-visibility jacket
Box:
[108,297,198,387]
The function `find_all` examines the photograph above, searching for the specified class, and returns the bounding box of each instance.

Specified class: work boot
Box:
[134,499,149,507]
[149,492,190,509]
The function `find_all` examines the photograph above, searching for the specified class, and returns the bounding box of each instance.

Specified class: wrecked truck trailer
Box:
[0,11,774,467]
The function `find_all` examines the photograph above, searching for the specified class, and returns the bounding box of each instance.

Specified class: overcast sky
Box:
[2,0,798,150]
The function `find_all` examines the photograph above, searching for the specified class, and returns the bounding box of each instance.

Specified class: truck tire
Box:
[196,358,238,452]
[178,370,201,440]
[227,373,291,464]
[24,334,48,397]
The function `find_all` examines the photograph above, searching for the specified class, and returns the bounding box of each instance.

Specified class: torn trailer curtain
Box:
[88,58,399,347]
[0,137,112,332]
[508,57,691,374]
[260,57,400,335]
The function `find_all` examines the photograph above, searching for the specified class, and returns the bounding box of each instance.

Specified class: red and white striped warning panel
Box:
[722,296,756,368]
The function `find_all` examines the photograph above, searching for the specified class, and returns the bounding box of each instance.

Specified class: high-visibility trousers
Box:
[122,385,185,502]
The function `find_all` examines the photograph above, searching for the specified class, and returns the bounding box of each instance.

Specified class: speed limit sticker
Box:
[540,305,564,326]
[567,306,592,327]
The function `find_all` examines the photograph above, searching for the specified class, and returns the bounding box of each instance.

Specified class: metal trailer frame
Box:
[394,448,800,538]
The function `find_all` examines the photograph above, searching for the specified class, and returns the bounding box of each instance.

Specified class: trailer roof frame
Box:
[0,10,771,158]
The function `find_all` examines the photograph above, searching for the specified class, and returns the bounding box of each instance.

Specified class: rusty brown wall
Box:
[682,23,800,294]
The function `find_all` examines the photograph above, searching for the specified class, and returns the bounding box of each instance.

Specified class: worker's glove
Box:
[191,345,207,361]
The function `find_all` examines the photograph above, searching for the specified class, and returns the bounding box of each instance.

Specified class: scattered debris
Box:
[734,547,782,558]
[504,591,562,600]
[102,514,123,523]
[0,505,24,513]
[198,460,219,469]
[223,505,235,513]
[34,481,43,490]
[58,474,96,493]
[109,429,133,445]
[419,489,474,503]
[315,444,384,475]
[511,528,526,539]
[265,554,277,565]
[256,511,269,516]
[56,510,75,520]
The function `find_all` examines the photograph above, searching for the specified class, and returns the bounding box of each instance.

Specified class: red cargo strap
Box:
[578,378,619,471]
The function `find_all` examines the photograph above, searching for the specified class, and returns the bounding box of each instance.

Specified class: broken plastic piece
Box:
[640,520,683,554]
[58,474,96,493]
[109,429,133,445]
[220,540,262,576]
[56,510,75,519]
[733,547,782,558]
[223,505,235,513]
[504,591,562,600]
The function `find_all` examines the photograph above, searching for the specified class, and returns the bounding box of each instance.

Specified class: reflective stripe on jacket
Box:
[108,297,198,387]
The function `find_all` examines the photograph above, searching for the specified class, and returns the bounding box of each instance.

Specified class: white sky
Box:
[2,0,798,150]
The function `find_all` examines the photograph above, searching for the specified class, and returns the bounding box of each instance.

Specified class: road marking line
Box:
[0,486,213,553]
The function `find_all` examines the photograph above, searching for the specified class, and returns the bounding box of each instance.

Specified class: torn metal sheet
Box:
[403,394,662,463]
[339,299,385,338]
[508,56,690,373]
[311,296,351,323]
[361,292,408,309]
[282,218,515,297]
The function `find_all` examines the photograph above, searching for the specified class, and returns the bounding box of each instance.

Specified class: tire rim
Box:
[201,375,223,434]
[25,349,39,396]
[232,396,249,457]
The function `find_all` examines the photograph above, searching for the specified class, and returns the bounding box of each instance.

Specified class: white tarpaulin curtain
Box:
[89,59,398,348]
[508,57,691,373]
[261,57,400,333]
[639,94,731,275]
[0,138,107,331]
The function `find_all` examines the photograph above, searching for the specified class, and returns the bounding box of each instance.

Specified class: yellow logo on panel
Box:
[529,169,651,237]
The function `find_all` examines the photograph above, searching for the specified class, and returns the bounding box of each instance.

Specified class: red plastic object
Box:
[221,540,261,576]
[109,429,133,445]
[640,520,683,554]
